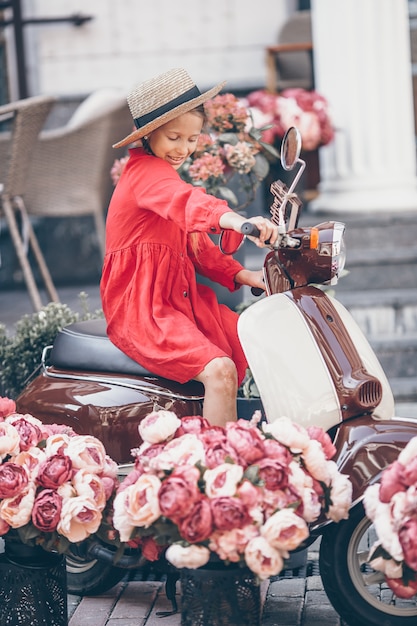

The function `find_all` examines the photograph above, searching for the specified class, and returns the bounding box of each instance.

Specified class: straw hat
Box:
[113,68,226,149]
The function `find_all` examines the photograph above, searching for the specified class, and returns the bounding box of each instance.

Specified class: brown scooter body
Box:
[15,128,417,623]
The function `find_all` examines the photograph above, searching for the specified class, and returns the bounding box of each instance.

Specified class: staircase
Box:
[313,209,417,418]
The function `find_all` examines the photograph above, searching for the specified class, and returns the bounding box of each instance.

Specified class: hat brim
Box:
[112,80,226,149]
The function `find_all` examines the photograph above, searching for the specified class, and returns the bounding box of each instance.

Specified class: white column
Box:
[310,0,417,213]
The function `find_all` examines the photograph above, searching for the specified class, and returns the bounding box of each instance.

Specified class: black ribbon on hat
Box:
[134,86,201,129]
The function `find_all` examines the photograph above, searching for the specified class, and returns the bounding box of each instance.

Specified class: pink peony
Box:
[210,496,251,531]
[113,473,162,540]
[263,416,310,452]
[379,460,407,502]
[399,516,417,572]
[148,433,205,472]
[174,415,210,437]
[261,508,309,551]
[6,414,43,450]
[65,435,106,472]
[178,498,213,543]
[307,426,336,460]
[72,469,107,511]
[0,396,16,418]
[32,489,63,532]
[225,420,265,465]
[385,575,417,599]
[209,525,259,562]
[0,462,29,498]
[244,536,285,580]
[158,465,201,522]
[301,440,331,485]
[257,457,290,492]
[58,495,102,542]
[36,453,72,489]
[0,484,36,528]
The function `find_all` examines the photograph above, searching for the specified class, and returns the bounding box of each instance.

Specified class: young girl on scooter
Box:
[100,68,278,427]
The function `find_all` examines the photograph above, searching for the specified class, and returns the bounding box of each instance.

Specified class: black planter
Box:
[0,541,68,626]
[180,562,261,626]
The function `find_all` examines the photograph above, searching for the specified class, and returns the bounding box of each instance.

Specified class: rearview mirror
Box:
[281,126,302,171]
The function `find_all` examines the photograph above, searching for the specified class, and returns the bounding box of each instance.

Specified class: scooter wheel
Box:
[66,550,126,596]
[319,502,417,626]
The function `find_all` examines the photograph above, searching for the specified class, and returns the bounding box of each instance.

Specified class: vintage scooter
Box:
[17,128,417,626]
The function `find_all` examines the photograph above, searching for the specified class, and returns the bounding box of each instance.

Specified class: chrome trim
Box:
[42,366,205,401]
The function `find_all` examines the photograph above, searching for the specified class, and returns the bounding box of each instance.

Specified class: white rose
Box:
[302,440,331,485]
[262,416,310,452]
[261,509,309,551]
[165,544,211,569]
[204,464,243,498]
[244,536,285,580]
[138,411,182,444]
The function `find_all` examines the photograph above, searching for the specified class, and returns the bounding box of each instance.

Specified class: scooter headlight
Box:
[319,221,346,285]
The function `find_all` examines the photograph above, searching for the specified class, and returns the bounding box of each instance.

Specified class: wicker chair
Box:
[265,10,313,93]
[23,88,132,257]
[0,95,59,310]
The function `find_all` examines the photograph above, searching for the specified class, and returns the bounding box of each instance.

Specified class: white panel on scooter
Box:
[238,293,341,431]
[329,295,395,420]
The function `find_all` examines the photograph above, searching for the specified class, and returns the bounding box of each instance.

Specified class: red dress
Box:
[100,147,248,384]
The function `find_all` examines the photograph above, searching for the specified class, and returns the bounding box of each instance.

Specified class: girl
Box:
[101,68,278,427]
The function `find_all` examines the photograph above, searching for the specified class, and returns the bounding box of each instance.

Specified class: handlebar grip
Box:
[241,222,261,238]
[251,287,264,297]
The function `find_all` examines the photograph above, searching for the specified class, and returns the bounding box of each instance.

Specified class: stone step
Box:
[390,377,417,404]
[336,247,417,291]
[370,334,417,378]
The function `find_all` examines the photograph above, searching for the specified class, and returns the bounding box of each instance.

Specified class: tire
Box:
[319,503,417,626]
[66,549,127,596]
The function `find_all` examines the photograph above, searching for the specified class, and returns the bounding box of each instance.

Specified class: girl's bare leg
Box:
[195,357,238,427]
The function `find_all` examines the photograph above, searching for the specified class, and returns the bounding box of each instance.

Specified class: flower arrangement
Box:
[112,410,352,580]
[245,88,334,152]
[179,93,279,210]
[0,397,118,553]
[363,436,417,599]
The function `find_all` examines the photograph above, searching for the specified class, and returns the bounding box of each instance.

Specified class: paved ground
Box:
[66,542,349,626]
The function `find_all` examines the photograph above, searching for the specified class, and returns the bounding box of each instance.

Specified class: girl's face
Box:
[148,111,204,170]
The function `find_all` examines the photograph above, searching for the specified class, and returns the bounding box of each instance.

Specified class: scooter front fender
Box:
[331,414,417,505]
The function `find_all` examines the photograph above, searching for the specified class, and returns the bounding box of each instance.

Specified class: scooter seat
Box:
[50,319,154,377]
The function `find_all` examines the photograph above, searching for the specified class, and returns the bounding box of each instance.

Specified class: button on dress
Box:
[100,148,248,384]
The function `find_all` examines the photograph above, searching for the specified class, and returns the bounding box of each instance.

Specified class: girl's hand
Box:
[235,269,265,290]
[219,213,278,248]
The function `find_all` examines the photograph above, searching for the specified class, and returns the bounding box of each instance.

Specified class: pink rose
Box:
[0,397,16,418]
[399,516,417,572]
[379,461,407,502]
[7,415,43,450]
[179,498,213,543]
[36,454,72,489]
[225,420,265,465]
[244,536,285,580]
[204,463,243,498]
[211,496,251,531]
[261,509,309,551]
[175,415,210,437]
[385,575,417,599]
[32,489,63,532]
[158,465,201,522]
[209,525,259,562]
[0,462,28,498]
[263,438,292,463]
[258,457,290,492]
[140,536,165,562]
[204,440,240,469]
[307,426,336,460]
[58,495,102,542]
[138,410,181,444]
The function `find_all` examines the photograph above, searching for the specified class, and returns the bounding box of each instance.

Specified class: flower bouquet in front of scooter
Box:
[112,409,353,580]
[364,436,417,599]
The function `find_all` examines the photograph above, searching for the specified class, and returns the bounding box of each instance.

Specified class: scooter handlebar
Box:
[241,222,261,238]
